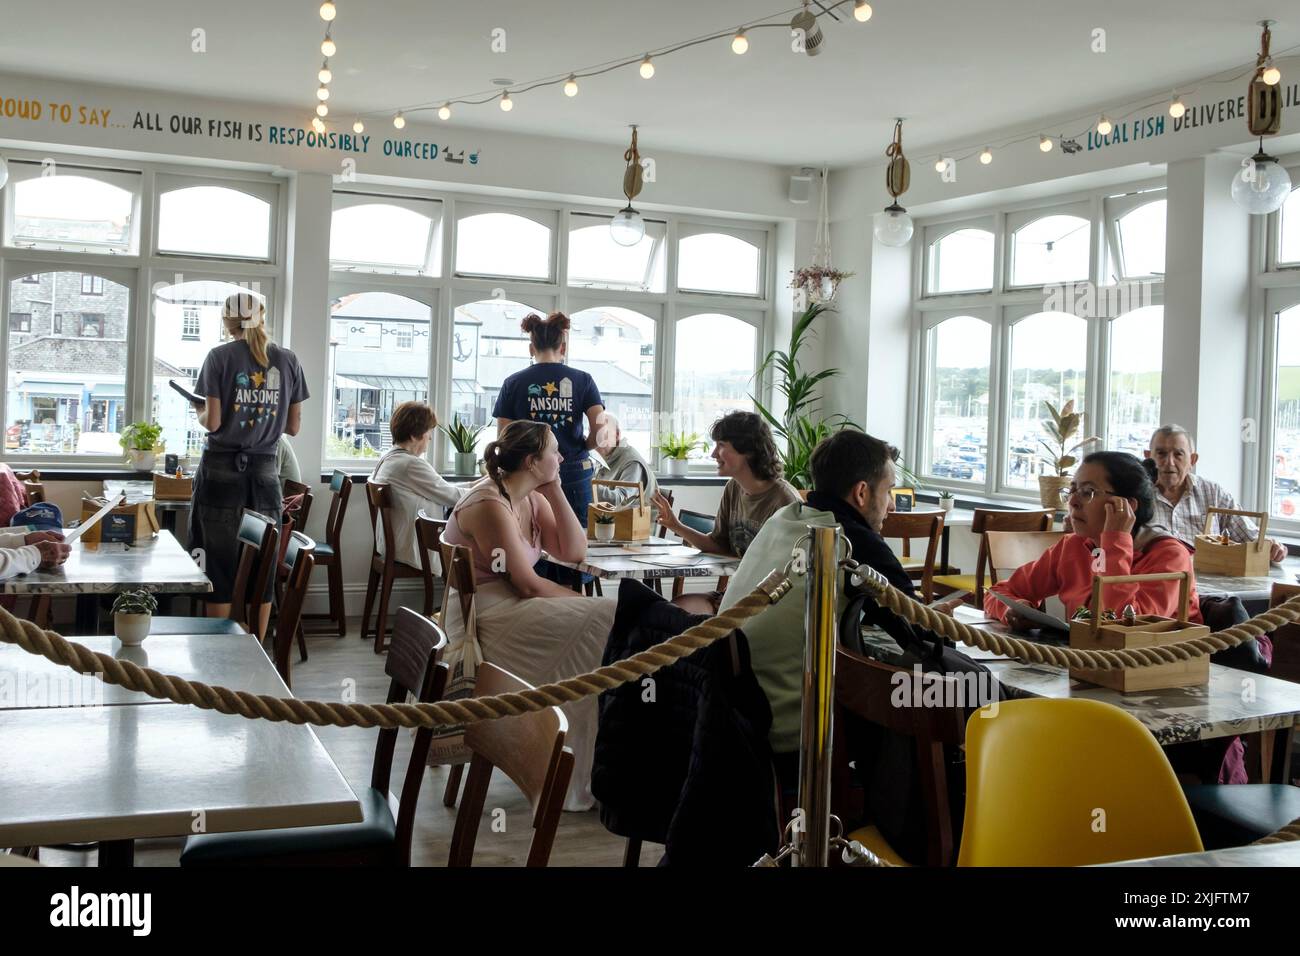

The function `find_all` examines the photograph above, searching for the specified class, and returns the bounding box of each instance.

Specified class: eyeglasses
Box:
[1058,485,1112,504]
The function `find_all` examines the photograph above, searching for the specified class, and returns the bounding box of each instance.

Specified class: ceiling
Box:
[0,0,1291,166]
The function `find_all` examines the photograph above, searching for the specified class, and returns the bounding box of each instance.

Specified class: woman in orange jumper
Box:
[985,451,1200,626]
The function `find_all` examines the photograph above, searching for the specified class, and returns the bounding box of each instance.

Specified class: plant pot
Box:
[663,457,688,477]
[595,522,616,542]
[454,451,478,477]
[127,449,156,472]
[939,497,955,513]
[114,612,152,647]
[1038,474,1070,510]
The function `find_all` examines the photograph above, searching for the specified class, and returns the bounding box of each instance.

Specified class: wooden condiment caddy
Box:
[152,471,193,501]
[1192,506,1270,577]
[586,479,651,541]
[1068,571,1210,692]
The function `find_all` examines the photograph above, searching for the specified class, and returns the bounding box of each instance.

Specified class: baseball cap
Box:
[10,502,63,533]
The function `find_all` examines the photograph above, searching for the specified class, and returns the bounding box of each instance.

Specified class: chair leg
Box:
[443,764,464,807]
[360,567,379,644]
[328,559,346,637]
[623,837,642,867]
[373,567,394,654]
[296,622,308,663]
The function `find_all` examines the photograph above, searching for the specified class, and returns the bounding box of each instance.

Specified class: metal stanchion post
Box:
[794,524,839,867]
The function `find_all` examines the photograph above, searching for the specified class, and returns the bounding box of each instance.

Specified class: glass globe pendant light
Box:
[1231,140,1292,215]
[873,119,914,247]
[611,125,646,247]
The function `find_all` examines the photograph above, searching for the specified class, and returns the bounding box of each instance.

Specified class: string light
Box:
[979,147,993,165]
[1262,62,1281,85]
[393,111,406,129]
[563,75,579,96]
[854,1,872,21]
[319,66,332,84]
[353,119,364,133]
[1169,94,1186,118]
[732,29,749,54]
[320,2,336,22]
[500,91,513,111]
[639,55,655,79]
[1039,135,1054,153]
[317,86,330,101]
[311,116,325,133]
[321,36,336,57]
[438,103,452,120]
[316,103,329,117]
[933,158,946,173]
[1096,115,1113,135]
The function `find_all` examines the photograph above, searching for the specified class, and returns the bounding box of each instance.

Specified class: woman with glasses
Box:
[983,451,1201,630]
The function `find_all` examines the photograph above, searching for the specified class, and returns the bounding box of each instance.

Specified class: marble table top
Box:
[0,530,211,596]
[0,703,360,845]
[860,607,1300,745]
[1100,841,1300,866]
[0,631,291,710]
[545,541,741,580]
[1196,558,1299,603]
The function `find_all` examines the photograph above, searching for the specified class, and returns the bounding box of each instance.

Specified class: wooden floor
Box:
[38,618,657,868]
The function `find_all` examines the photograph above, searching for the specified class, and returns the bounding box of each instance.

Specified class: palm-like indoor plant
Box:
[441,416,487,476]
[656,431,704,477]
[120,421,164,472]
[1037,399,1099,508]
[752,302,859,490]
[112,588,158,646]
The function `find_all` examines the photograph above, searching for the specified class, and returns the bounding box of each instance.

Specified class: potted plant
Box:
[938,490,956,513]
[656,431,704,477]
[752,302,860,490]
[112,588,158,646]
[791,265,855,305]
[441,416,486,476]
[119,421,164,472]
[593,509,617,542]
[1037,399,1099,509]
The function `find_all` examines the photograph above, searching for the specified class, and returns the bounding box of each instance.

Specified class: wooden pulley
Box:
[884,118,910,199]
[623,126,643,201]
[1248,20,1282,137]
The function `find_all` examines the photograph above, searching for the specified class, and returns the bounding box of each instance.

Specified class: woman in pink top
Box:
[442,420,616,811]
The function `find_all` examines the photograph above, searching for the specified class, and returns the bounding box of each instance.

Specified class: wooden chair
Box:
[181,608,448,866]
[1268,583,1300,686]
[302,470,351,638]
[269,532,315,689]
[672,507,729,601]
[881,510,945,602]
[833,647,966,866]
[985,531,1064,585]
[13,469,44,505]
[149,509,279,639]
[932,508,1053,605]
[435,540,479,809]
[447,662,574,867]
[414,510,446,619]
[282,479,313,532]
[361,481,425,654]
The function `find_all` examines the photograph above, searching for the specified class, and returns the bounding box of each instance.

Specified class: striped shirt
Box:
[1152,473,1259,547]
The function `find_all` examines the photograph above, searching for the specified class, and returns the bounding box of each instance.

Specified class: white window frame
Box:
[1266,167,1300,272]
[1103,187,1167,282]
[915,307,997,487]
[1004,200,1094,292]
[921,217,996,297]
[565,212,668,294]
[3,161,143,256]
[453,203,558,284]
[330,190,443,276]
[675,222,768,299]
[152,173,280,263]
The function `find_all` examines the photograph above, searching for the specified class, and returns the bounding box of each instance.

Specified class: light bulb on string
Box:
[854,1,873,22]
[564,75,579,97]
[933,159,946,173]
[438,104,451,120]
[316,103,328,117]
[732,30,748,54]
[393,112,405,129]
[1096,115,1112,136]
[1262,63,1281,85]
[319,1,336,22]
[1039,136,1054,153]
[979,147,993,165]
[639,55,655,79]
[311,116,325,134]
[317,86,330,101]
[353,119,364,133]
[321,37,336,57]
[319,66,332,84]
[500,91,513,111]
[1169,94,1186,118]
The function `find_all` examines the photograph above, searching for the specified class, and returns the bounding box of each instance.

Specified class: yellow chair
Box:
[958,699,1203,866]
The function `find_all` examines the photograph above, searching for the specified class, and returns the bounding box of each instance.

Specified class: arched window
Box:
[1010,214,1090,286]
[1005,312,1088,489]
[1115,200,1166,278]
[452,298,548,458]
[673,313,757,459]
[157,185,272,258]
[927,228,994,294]
[12,173,135,251]
[567,214,666,292]
[330,195,440,273]
[455,212,552,280]
[677,230,762,295]
[924,316,990,483]
[1107,306,1163,457]
[569,307,656,460]
[1279,187,1300,266]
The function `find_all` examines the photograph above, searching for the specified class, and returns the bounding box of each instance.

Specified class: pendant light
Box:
[1232,20,1289,215]
[873,119,913,247]
[611,126,646,247]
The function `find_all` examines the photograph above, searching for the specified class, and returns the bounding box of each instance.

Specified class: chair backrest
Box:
[833,648,966,866]
[438,541,477,631]
[373,607,449,866]
[415,511,447,619]
[448,662,573,867]
[270,532,315,687]
[283,479,313,531]
[228,509,279,638]
[679,508,715,535]
[366,481,396,568]
[970,509,1054,602]
[985,531,1064,581]
[1268,583,1300,684]
[13,469,44,505]
[323,469,353,551]
[957,698,1203,866]
[880,510,945,602]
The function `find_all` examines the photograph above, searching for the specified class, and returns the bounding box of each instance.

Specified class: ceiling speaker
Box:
[789,168,815,204]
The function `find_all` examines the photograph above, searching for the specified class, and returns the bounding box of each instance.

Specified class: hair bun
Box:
[544,311,571,332]
[520,313,543,334]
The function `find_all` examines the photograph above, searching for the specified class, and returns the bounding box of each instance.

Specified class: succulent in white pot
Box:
[594,509,617,542]
[441,416,487,477]
[656,431,704,478]
[938,490,956,513]
[112,588,158,646]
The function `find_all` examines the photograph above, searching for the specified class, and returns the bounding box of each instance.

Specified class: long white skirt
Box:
[443,579,618,812]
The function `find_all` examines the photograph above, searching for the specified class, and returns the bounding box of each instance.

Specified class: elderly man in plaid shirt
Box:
[1145,424,1287,564]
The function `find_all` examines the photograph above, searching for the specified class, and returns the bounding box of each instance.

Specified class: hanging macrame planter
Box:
[791,165,854,305]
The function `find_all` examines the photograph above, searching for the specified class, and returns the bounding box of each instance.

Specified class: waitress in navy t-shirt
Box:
[492,312,606,525]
